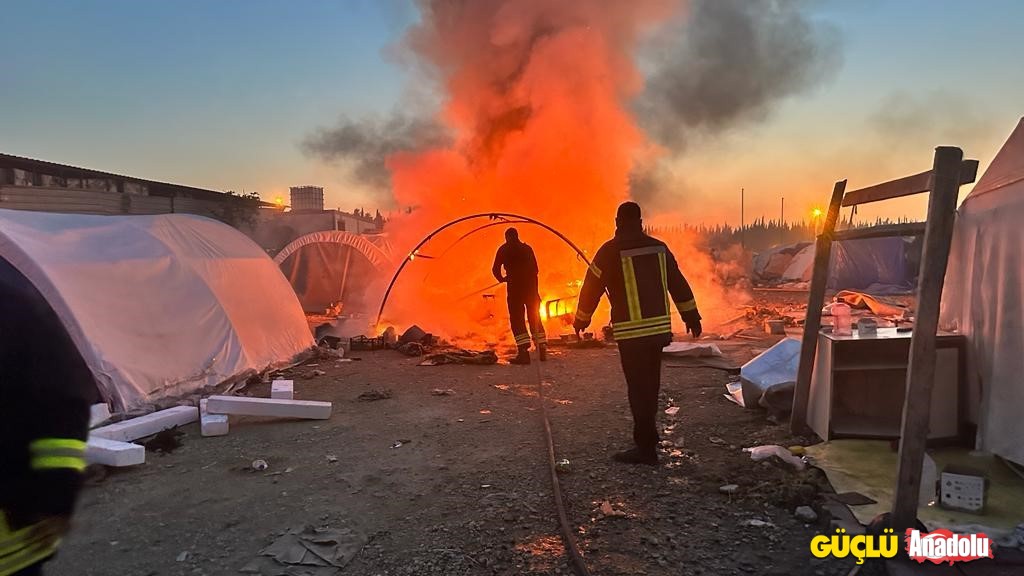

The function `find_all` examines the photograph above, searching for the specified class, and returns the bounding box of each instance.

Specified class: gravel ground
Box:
[49,333,875,576]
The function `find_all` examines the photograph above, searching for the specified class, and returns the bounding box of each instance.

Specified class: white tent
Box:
[0,209,314,412]
[942,117,1024,466]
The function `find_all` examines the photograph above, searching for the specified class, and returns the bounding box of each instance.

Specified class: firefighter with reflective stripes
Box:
[573,202,702,465]
[492,228,547,364]
[1,257,94,575]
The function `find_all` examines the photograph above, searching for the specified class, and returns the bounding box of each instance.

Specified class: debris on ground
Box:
[251,459,268,471]
[142,427,184,454]
[430,388,456,396]
[418,349,498,366]
[741,518,776,528]
[241,525,368,575]
[555,459,571,474]
[719,484,739,495]
[597,501,627,519]
[738,338,800,415]
[397,342,425,356]
[357,389,392,402]
[744,445,807,471]
[305,369,327,379]
[794,506,818,523]
[662,342,723,357]
[391,440,410,449]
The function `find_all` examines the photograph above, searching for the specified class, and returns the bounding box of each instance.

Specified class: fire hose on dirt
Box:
[375,212,595,576]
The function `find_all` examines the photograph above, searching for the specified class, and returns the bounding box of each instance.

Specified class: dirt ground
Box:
[48,306,883,576]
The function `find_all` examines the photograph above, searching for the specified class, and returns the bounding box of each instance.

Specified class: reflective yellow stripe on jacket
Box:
[0,514,60,576]
[29,438,87,472]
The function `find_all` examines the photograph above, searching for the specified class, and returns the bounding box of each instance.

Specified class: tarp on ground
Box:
[0,209,314,412]
[942,117,1024,466]
[776,237,914,291]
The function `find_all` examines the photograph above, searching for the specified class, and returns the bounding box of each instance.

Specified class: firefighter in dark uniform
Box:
[1,257,95,575]
[573,202,702,465]
[492,228,547,364]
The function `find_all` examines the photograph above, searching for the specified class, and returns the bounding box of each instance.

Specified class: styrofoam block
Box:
[91,405,199,442]
[199,399,229,437]
[271,380,294,400]
[86,437,145,467]
[206,395,331,420]
[90,403,112,428]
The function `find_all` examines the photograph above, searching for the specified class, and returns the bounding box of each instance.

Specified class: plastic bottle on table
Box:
[832,302,852,336]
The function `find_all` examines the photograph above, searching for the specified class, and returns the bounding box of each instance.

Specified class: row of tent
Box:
[753,236,920,294]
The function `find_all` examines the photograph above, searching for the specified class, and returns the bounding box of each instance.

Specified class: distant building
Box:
[289,185,324,212]
[0,153,266,226]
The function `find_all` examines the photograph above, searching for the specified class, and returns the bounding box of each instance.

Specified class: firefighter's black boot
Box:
[538,343,548,362]
[509,345,531,365]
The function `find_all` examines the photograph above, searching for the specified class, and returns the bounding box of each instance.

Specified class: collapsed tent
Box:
[273,230,390,314]
[755,236,917,292]
[942,117,1024,466]
[0,209,314,412]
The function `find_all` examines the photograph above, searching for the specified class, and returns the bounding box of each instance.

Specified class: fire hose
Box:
[532,354,593,576]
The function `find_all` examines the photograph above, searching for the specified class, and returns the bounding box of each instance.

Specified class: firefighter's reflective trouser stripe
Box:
[29,438,87,472]
[613,246,673,341]
[508,293,545,348]
[0,513,59,576]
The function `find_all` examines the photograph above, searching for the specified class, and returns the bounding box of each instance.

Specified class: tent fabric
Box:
[942,117,1024,466]
[776,237,912,291]
[0,209,314,412]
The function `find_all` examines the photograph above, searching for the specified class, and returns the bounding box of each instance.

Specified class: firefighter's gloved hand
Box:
[572,318,589,338]
[685,318,702,338]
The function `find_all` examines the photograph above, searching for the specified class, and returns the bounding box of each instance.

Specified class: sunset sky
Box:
[2,0,1022,226]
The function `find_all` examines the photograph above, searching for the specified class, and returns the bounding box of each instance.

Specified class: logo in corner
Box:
[905,529,994,565]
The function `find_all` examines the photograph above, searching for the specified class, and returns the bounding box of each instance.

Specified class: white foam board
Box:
[85,437,145,467]
[206,396,331,420]
[90,405,199,442]
[199,399,229,437]
[271,380,294,400]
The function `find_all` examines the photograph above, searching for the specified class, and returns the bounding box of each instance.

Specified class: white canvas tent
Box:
[942,117,1024,466]
[0,209,314,412]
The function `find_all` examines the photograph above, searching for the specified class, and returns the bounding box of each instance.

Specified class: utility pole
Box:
[781,196,785,245]
[740,188,745,249]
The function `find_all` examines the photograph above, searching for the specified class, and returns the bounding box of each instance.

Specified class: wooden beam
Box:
[841,159,978,207]
[833,222,926,241]
[891,147,964,531]
[790,180,847,434]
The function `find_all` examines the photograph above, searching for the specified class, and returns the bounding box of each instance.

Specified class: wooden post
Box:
[891,147,964,530]
[790,180,847,434]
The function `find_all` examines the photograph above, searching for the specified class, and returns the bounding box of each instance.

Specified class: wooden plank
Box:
[892,146,964,531]
[842,159,978,206]
[833,222,926,241]
[790,179,847,433]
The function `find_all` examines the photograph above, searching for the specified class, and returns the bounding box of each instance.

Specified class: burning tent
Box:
[0,209,314,412]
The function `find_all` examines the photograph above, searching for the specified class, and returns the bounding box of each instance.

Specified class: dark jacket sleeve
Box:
[525,245,539,277]
[1,260,94,520]
[574,244,609,326]
[491,245,506,283]
[665,247,701,324]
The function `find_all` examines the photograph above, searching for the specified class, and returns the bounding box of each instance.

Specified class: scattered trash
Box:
[397,342,425,356]
[794,506,818,523]
[176,551,191,562]
[480,484,492,489]
[662,342,723,357]
[430,388,456,396]
[479,409,492,415]
[709,436,725,445]
[142,427,185,454]
[326,455,338,463]
[316,334,342,350]
[252,459,269,471]
[419,349,498,366]
[305,369,326,379]
[743,445,807,471]
[763,319,787,335]
[242,524,367,575]
[598,501,626,518]
[664,406,680,416]
[391,439,411,449]
[741,518,775,528]
[739,338,800,413]
[350,334,387,351]
[788,445,807,456]
[555,459,571,474]
[456,418,465,423]
[719,484,739,495]
[399,325,436,347]
[358,389,392,402]
[723,380,744,407]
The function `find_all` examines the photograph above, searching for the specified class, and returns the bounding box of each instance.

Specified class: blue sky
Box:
[1,0,1022,222]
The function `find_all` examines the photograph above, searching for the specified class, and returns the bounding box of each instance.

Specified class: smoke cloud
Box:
[638,0,841,148]
[301,112,449,195]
